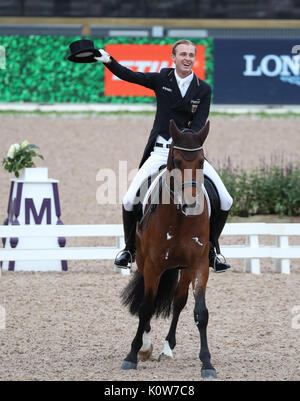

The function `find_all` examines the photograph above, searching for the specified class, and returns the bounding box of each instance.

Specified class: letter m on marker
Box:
[25,198,51,224]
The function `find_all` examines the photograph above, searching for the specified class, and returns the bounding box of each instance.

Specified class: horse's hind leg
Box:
[193,284,217,379]
[138,320,153,361]
[159,271,190,361]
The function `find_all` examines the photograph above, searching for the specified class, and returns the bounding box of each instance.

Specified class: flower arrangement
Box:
[2,140,44,178]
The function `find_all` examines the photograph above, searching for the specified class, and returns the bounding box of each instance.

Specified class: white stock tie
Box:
[179,80,185,97]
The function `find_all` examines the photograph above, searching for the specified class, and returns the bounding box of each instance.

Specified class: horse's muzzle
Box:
[181,201,203,216]
[181,180,198,190]
[181,182,204,216]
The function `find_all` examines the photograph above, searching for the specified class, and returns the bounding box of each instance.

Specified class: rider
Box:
[95,39,233,272]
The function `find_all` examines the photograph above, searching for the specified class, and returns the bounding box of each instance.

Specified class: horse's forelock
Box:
[176,130,203,146]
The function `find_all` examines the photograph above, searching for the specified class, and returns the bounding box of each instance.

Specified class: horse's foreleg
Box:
[159,272,190,361]
[138,320,153,361]
[193,283,217,379]
[121,269,159,370]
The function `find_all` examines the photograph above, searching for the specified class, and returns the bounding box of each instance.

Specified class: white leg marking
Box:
[138,331,153,361]
[140,331,152,352]
[159,340,174,359]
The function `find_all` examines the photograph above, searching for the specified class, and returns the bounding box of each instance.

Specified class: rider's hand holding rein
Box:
[95,49,112,64]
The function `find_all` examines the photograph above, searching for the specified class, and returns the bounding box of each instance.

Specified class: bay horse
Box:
[121,119,217,379]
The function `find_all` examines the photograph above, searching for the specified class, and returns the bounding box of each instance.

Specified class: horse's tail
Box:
[121,270,145,316]
[121,269,179,319]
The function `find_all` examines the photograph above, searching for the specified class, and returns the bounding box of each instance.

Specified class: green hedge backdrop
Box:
[0,35,213,103]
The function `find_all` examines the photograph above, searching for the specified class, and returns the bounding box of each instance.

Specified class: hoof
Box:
[121,360,137,370]
[138,344,153,362]
[158,340,173,362]
[158,352,173,362]
[201,368,217,379]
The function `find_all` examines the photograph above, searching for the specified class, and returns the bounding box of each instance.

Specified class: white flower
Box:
[7,143,20,159]
[21,140,29,149]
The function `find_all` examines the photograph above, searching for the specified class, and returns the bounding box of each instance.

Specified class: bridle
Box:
[173,145,203,152]
[139,142,205,231]
[166,143,205,216]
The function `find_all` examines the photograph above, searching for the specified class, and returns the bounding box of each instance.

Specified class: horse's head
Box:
[166,119,210,216]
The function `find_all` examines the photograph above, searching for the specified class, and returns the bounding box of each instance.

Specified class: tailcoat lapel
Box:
[167,70,183,108]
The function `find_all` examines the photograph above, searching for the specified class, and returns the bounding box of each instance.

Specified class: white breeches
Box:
[122,145,233,212]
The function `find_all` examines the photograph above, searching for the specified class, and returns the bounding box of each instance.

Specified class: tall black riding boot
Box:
[114,206,137,271]
[209,210,231,273]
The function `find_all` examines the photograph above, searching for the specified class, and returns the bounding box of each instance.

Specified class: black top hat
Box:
[67,39,101,63]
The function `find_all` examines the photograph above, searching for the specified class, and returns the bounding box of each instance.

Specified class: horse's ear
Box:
[198,120,210,144]
[169,119,181,142]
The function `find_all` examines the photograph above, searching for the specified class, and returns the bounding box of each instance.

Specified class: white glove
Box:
[94,49,111,63]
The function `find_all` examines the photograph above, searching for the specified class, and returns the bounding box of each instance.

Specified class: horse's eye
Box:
[174,158,182,168]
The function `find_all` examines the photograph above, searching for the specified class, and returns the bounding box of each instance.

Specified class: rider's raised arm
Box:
[95,48,157,90]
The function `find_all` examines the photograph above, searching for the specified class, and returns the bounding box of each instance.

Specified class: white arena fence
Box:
[0,223,299,275]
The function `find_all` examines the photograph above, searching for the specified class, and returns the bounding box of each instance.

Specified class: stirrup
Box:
[212,253,230,273]
[114,249,134,273]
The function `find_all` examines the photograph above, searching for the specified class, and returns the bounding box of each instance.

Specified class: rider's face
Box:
[172,44,196,78]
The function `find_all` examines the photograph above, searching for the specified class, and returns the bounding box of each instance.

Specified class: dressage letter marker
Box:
[1,168,67,271]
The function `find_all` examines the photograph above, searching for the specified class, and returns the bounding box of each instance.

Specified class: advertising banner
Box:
[0,36,212,103]
[213,39,300,104]
[104,44,206,97]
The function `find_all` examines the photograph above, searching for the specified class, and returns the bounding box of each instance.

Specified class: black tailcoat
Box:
[105,58,211,168]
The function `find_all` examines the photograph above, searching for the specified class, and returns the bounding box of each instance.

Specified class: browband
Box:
[173,145,203,152]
